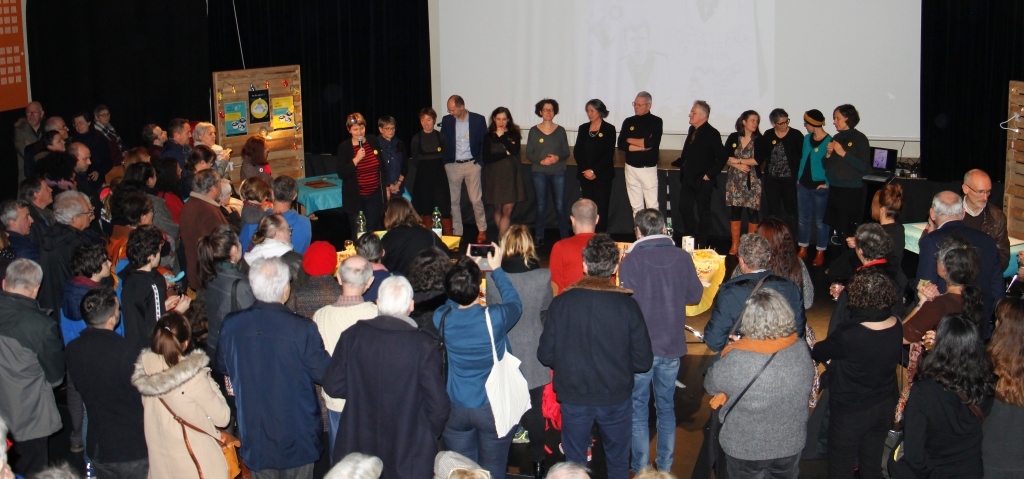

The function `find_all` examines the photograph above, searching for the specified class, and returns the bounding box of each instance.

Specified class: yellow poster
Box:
[271,97,295,130]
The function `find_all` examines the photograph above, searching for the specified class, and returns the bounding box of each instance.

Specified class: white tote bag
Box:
[483,307,531,435]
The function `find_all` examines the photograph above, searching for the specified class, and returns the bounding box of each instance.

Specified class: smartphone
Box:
[469,244,495,257]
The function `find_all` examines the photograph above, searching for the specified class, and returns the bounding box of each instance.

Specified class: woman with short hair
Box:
[376,116,408,200]
[524,99,571,245]
[984,298,1024,478]
[338,113,389,239]
[192,122,233,178]
[756,108,803,236]
[823,104,871,241]
[409,247,452,332]
[409,108,451,225]
[240,213,307,298]
[704,288,814,479]
[380,197,450,275]
[573,99,617,233]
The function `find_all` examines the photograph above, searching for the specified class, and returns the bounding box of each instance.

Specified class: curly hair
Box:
[126,225,163,268]
[854,223,892,261]
[445,256,481,305]
[848,269,897,310]
[989,298,1024,407]
[756,217,801,289]
[70,243,109,278]
[582,234,620,278]
[917,313,996,406]
[741,288,796,340]
[408,247,450,292]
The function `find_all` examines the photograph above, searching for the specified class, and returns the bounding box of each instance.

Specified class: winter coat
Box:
[180,192,228,291]
[61,276,123,345]
[38,222,104,314]
[322,315,450,478]
[704,270,807,353]
[0,290,62,442]
[485,264,553,389]
[132,350,231,479]
[201,263,255,353]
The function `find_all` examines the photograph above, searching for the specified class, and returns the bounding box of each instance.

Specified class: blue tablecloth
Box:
[296,174,343,215]
[904,222,1022,278]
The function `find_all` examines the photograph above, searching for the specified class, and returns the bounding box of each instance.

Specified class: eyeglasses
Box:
[381,127,395,131]
[632,102,649,107]
[774,119,790,126]
[964,183,991,196]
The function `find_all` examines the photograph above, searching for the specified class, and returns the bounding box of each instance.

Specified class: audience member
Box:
[272,175,311,254]
[962,169,1010,271]
[826,223,905,336]
[239,135,272,184]
[14,102,44,182]
[916,191,1003,333]
[984,298,1024,478]
[141,124,168,161]
[124,162,178,240]
[380,197,450,275]
[313,255,378,457]
[325,453,384,479]
[241,213,308,300]
[105,145,149,185]
[192,121,232,177]
[293,241,342,318]
[633,468,677,479]
[180,169,228,291]
[218,178,241,232]
[19,176,54,249]
[433,251,523,479]
[216,257,331,478]
[181,145,216,200]
[618,91,663,216]
[891,314,994,479]
[440,95,488,243]
[197,224,253,356]
[66,287,150,478]
[0,226,13,282]
[0,416,14,479]
[619,209,703,474]
[676,100,728,245]
[484,225,553,477]
[1,200,38,261]
[132,312,230,479]
[68,112,114,187]
[550,199,599,294]
[705,234,806,352]
[904,237,984,344]
[120,225,190,351]
[38,191,103,315]
[355,232,392,302]
[92,105,125,154]
[323,276,449,477]
[736,217,813,310]
[812,270,902,479]
[162,118,192,169]
[408,247,451,331]
[545,462,591,479]
[24,121,68,179]
[35,150,78,192]
[539,234,653,478]
[0,259,62,476]
[106,192,154,268]
[238,177,272,252]
[875,184,906,267]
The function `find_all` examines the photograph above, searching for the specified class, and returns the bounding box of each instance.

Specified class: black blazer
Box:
[337,134,389,214]
[573,120,617,181]
[677,122,729,183]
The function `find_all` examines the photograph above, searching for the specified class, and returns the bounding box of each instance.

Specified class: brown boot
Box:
[797,246,807,259]
[748,222,759,234]
[813,249,825,266]
[729,221,741,255]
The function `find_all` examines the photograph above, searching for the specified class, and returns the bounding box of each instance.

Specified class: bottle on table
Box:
[432,207,443,237]
[666,217,674,238]
[357,211,367,237]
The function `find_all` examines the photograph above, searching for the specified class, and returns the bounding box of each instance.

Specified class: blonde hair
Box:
[123,146,150,167]
[499,224,539,268]
[447,469,490,479]
[634,468,678,479]
[239,177,272,203]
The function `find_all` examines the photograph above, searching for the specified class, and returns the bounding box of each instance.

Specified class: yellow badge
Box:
[630,126,635,131]
[373,150,378,155]
[732,143,737,148]
[598,133,603,137]
[466,133,470,138]
[539,138,544,143]
[772,140,777,145]
[814,148,819,152]
[437,147,442,152]
[847,142,852,147]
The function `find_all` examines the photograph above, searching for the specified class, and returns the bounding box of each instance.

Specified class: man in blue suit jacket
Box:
[440,95,488,243]
[915,191,1004,336]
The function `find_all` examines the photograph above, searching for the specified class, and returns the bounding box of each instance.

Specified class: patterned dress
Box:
[724,138,760,208]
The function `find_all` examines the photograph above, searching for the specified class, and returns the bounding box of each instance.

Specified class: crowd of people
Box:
[0,95,1021,479]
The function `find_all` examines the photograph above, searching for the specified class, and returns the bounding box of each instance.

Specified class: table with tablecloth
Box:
[904,221,1024,278]
[612,242,727,316]
[296,174,343,216]
[337,232,461,264]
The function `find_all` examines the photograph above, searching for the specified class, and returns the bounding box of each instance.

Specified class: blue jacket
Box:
[433,268,522,408]
[161,140,191,170]
[281,209,311,254]
[704,270,807,353]
[798,133,832,183]
[8,231,39,262]
[61,277,123,345]
[440,112,487,166]
[216,301,331,471]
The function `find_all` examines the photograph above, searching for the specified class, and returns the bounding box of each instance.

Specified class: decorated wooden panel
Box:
[1004,82,1024,239]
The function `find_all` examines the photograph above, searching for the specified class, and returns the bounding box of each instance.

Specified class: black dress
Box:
[573,120,616,232]
[409,130,450,217]
[482,131,526,205]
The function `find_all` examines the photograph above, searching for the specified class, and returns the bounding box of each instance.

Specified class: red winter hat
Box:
[302,241,338,276]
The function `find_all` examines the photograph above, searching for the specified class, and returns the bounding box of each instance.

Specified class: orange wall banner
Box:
[0,0,28,112]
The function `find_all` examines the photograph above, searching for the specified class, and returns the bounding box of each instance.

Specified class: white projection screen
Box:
[437,1,920,142]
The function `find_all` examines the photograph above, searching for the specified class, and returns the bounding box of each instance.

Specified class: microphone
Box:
[358,136,364,149]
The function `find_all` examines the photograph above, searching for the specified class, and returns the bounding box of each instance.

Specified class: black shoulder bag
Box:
[437,306,454,380]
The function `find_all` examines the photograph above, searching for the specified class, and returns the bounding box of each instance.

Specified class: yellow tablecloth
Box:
[685,255,727,317]
[337,233,461,263]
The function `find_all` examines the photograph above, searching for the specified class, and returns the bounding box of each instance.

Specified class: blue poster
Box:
[225,102,248,137]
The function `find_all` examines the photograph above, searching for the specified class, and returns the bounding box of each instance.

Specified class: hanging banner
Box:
[271,96,295,130]
[224,101,248,137]
[248,89,270,124]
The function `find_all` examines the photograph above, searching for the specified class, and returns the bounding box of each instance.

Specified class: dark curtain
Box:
[0,0,211,200]
[207,0,432,155]
[921,0,1024,182]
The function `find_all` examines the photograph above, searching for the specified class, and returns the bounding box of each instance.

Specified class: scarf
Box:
[243,238,293,264]
[709,333,798,409]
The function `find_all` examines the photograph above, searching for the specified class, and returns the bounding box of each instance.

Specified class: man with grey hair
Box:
[617,91,663,216]
[676,99,729,246]
[704,234,806,353]
[1,199,38,261]
[14,101,44,182]
[619,208,703,473]
[545,462,591,479]
[322,275,449,478]
[180,169,228,290]
[961,168,1009,271]
[218,257,331,478]
[916,191,1003,334]
[19,176,54,249]
[0,259,63,476]
[38,190,103,315]
[93,104,125,154]
[312,255,378,457]
[550,199,599,294]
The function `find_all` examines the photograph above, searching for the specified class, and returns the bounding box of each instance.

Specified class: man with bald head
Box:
[550,199,600,294]
[14,102,45,182]
[916,191,1004,335]
[68,143,98,198]
[961,169,1009,271]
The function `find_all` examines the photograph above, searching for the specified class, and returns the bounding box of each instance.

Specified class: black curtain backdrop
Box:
[0,0,211,200]
[206,0,432,155]
[921,0,1024,183]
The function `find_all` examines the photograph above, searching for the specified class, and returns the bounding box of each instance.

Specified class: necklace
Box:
[588,130,598,138]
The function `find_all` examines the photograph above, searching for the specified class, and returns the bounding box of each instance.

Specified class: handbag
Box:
[437,306,453,380]
[482,307,531,435]
[159,398,248,479]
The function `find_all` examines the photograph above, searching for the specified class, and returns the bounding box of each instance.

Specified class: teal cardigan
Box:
[798,133,832,185]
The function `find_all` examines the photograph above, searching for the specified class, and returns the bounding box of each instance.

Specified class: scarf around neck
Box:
[710,333,798,410]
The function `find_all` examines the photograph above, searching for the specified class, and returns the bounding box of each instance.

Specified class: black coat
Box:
[677,122,729,183]
[380,225,451,276]
[573,120,617,181]
[322,315,450,478]
[38,223,104,315]
[337,134,389,215]
[0,290,64,385]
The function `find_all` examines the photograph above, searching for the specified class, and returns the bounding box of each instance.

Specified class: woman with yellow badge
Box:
[573,99,617,233]
[724,110,762,255]
[337,112,389,239]
[796,109,833,266]
[823,104,871,245]
[525,98,571,245]
[409,107,451,226]
[755,108,804,242]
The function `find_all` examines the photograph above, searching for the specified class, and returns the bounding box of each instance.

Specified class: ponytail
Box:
[961,285,986,331]
[151,312,191,366]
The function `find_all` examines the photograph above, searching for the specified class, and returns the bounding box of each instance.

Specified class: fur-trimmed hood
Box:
[131,349,210,397]
[563,276,633,295]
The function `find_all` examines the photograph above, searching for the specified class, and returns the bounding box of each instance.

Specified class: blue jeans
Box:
[531,172,571,240]
[797,184,830,250]
[631,356,680,473]
[561,400,632,479]
[328,409,341,463]
[442,402,516,479]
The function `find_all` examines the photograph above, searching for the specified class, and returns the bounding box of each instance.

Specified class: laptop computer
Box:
[863,147,897,182]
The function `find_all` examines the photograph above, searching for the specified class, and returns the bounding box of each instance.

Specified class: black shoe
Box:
[534,461,546,479]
